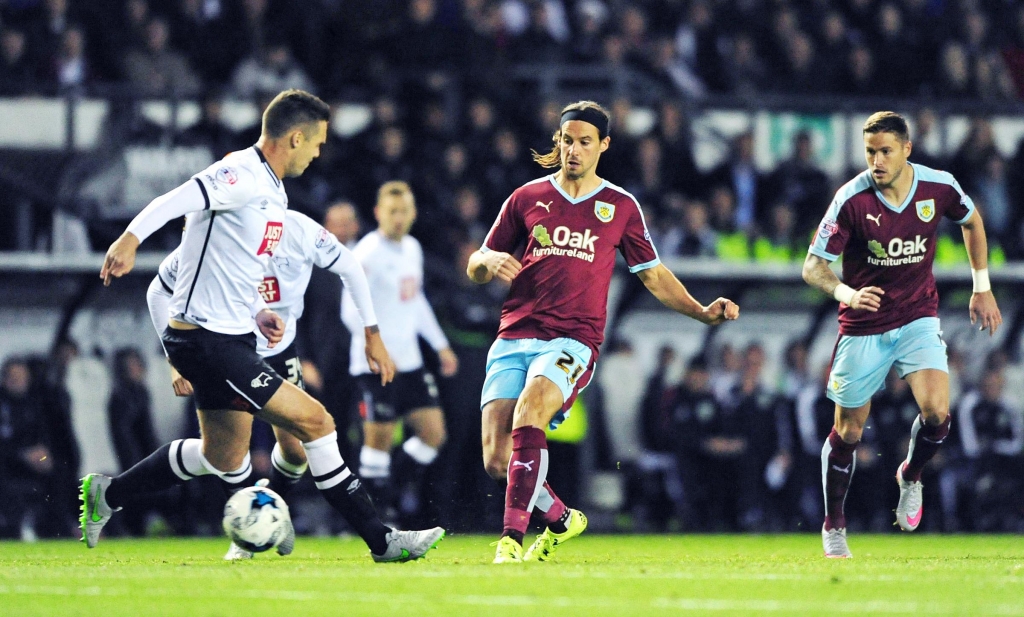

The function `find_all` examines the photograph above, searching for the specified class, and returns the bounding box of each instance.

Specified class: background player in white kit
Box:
[84,89,445,562]
[148,208,392,558]
[343,181,459,521]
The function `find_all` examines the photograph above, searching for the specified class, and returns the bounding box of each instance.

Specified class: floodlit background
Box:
[1,0,1023,540]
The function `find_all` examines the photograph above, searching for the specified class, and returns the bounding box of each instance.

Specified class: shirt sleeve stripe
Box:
[808,246,839,262]
[157,273,173,294]
[954,202,976,225]
[323,254,341,270]
[194,177,210,210]
[628,258,661,273]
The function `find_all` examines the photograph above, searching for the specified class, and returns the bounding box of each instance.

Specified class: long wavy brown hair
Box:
[531,101,611,169]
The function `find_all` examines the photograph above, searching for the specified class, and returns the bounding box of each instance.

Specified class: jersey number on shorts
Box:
[284,357,303,387]
[555,351,585,385]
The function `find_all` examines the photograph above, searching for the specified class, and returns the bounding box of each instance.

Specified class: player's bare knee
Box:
[293,404,334,442]
[921,404,949,424]
[835,417,865,442]
[484,455,507,481]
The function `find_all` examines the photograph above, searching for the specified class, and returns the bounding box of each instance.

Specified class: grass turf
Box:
[1,534,1023,616]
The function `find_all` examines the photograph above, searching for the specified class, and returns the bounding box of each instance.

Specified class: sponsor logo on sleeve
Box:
[258,276,280,303]
[215,166,239,185]
[595,201,615,222]
[916,199,935,222]
[818,219,839,239]
[251,373,272,388]
[257,221,283,255]
[314,227,330,249]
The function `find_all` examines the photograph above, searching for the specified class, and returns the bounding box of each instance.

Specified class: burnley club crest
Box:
[916,199,935,223]
[595,201,615,223]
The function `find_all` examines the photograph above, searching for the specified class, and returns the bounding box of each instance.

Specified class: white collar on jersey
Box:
[547,175,608,204]
[871,162,919,214]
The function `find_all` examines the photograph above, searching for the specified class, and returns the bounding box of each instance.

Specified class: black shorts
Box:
[162,326,284,413]
[264,342,304,389]
[356,368,440,423]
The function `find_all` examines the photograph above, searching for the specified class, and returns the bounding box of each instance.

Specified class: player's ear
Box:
[600,136,610,153]
[904,139,912,158]
[290,130,302,149]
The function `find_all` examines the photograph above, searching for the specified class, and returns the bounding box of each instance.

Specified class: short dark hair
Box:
[262,89,330,139]
[863,111,909,142]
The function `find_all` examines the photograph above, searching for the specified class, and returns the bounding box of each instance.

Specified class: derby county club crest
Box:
[916,199,935,223]
[595,201,615,223]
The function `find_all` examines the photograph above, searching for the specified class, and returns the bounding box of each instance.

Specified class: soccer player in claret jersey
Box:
[147,208,391,559]
[86,89,445,562]
[804,111,1002,558]
[467,101,740,564]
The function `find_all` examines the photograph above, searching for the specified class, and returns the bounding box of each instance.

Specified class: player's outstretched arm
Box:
[961,209,1002,335]
[364,325,397,386]
[467,249,521,284]
[802,253,884,312]
[101,180,208,285]
[637,264,739,325]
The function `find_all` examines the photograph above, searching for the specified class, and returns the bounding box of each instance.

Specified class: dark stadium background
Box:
[1,0,1023,540]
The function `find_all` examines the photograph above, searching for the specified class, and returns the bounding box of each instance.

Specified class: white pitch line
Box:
[1,584,1022,614]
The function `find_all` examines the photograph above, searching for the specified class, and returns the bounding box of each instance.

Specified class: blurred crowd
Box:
[3,0,1024,101]
[602,339,1024,534]
[5,325,1023,540]
[2,1,1024,260]
[3,0,1024,540]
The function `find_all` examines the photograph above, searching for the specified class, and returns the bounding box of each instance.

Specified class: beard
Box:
[563,160,585,180]
[875,164,903,189]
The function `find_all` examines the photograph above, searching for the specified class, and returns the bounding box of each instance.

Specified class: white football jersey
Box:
[169,147,287,335]
[154,210,377,357]
[342,231,449,374]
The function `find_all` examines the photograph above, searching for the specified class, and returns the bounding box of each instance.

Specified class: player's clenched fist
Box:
[484,251,522,283]
[701,297,740,325]
[169,364,194,397]
[255,309,285,348]
[100,232,141,286]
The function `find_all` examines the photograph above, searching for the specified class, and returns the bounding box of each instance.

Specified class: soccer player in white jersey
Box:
[342,181,459,521]
[84,89,445,562]
[148,209,388,559]
[804,112,1002,558]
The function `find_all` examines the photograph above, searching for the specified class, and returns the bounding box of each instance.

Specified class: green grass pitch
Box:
[2,534,1023,616]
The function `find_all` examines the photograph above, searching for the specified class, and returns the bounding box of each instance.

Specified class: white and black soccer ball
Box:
[222,486,291,553]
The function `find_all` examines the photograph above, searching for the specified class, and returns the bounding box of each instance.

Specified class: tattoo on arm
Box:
[803,255,840,296]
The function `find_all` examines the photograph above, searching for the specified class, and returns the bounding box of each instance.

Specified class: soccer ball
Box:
[222,486,291,553]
